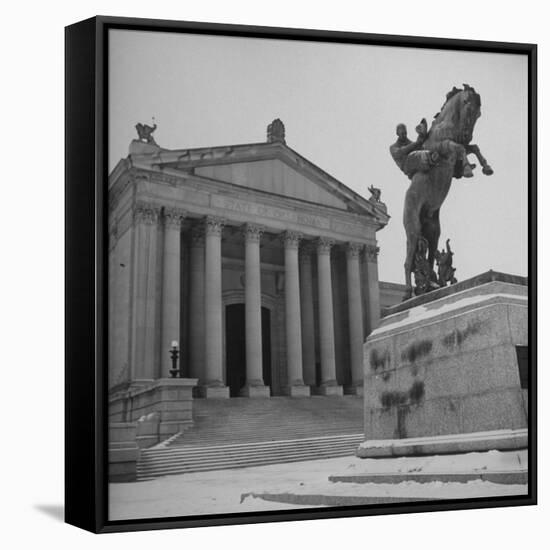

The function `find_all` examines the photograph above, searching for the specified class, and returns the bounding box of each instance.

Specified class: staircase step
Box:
[138,447,359,479]
[146,433,362,455]
[136,396,364,479]
[139,441,362,470]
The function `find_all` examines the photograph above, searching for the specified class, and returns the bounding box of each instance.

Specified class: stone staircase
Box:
[137,396,364,480]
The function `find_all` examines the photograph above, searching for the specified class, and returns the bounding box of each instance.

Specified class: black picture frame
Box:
[65,15,537,533]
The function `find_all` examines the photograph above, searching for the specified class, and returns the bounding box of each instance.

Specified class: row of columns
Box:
[136,206,377,398]
[195,217,372,398]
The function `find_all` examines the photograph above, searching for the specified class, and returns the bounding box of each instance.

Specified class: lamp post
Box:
[169,341,180,378]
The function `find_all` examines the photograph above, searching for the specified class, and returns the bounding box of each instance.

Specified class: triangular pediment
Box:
[195,158,348,210]
[127,140,389,224]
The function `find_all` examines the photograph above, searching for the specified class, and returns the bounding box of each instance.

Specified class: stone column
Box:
[241,224,270,397]
[130,201,161,383]
[346,242,365,395]
[316,237,343,395]
[201,216,229,398]
[160,208,185,378]
[283,232,310,396]
[299,243,316,387]
[364,243,381,336]
[188,225,205,382]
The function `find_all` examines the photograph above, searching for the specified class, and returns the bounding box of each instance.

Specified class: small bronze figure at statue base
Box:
[435,239,458,287]
[411,237,440,297]
[408,237,458,298]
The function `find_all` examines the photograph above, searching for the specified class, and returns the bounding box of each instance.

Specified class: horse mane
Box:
[433,84,481,119]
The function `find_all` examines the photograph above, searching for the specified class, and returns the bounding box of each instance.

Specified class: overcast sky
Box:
[109,30,528,284]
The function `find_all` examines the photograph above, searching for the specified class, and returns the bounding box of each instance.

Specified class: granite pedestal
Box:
[359,271,528,458]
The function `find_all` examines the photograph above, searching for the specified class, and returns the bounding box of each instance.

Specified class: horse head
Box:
[433,84,481,145]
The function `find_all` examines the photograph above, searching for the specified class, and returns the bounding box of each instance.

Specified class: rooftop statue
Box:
[135,119,158,146]
[267,118,286,144]
[389,84,494,300]
[368,185,382,203]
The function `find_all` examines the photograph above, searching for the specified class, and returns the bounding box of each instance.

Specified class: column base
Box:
[344,383,364,396]
[196,385,230,399]
[315,384,343,396]
[240,384,271,398]
[284,385,311,397]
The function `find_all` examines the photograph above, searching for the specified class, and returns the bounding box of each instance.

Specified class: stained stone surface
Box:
[362,277,528,446]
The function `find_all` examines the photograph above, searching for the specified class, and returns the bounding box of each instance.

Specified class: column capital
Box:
[242,223,264,243]
[346,242,364,259]
[282,231,303,249]
[316,237,335,255]
[133,200,161,226]
[163,207,186,228]
[364,243,380,262]
[204,216,225,237]
[190,224,205,247]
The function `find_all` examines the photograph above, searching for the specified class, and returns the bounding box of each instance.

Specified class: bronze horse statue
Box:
[396,85,493,299]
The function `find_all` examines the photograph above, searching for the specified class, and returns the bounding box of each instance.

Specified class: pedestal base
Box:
[356,429,528,458]
[363,273,528,443]
[284,385,311,397]
[316,384,343,396]
[197,385,230,399]
[344,384,364,396]
[240,385,271,398]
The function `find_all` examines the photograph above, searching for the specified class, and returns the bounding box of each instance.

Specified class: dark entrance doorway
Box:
[226,304,272,397]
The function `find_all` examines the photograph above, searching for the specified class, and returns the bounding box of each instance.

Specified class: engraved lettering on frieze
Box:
[211,196,329,229]
[296,213,329,229]
[331,219,370,238]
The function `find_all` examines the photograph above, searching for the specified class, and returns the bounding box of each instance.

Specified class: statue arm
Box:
[391,138,424,160]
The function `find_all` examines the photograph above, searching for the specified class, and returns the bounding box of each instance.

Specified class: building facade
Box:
[108,120,389,398]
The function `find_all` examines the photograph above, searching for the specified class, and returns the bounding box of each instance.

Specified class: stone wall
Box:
[109,422,139,482]
[109,378,198,438]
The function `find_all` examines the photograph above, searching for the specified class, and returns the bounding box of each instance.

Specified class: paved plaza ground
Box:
[109,450,527,521]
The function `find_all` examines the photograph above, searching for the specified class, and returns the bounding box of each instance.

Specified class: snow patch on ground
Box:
[109,451,527,521]
[347,449,526,474]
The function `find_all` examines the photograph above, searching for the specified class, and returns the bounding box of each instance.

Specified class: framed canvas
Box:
[65,15,537,533]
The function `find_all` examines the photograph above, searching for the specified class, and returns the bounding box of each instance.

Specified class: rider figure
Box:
[389,120,428,178]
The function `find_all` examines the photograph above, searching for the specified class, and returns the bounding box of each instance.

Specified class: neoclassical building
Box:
[108,120,390,399]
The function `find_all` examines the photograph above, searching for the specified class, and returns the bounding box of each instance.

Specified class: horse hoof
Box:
[483,165,494,175]
[463,165,474,178]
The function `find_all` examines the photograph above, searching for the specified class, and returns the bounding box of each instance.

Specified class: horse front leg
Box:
[439,140,474,178]
[466,144,494,175]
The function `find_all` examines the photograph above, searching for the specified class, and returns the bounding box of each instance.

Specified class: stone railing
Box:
[109,378,198,438]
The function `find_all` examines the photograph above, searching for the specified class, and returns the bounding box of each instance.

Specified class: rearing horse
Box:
[402,84,493,299]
